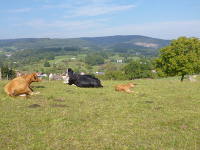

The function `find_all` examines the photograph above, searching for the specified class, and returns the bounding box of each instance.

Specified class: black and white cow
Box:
[64,68,103,88]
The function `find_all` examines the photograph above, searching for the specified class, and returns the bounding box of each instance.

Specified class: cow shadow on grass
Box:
[51,104,69,108]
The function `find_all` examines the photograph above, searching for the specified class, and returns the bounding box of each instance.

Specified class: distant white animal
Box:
[49,73,63,81]
[49,73,54,81]
[189,75,197,82]
[62,75,69,84]
[80,72,85,75]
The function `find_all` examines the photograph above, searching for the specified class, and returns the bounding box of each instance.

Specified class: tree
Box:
[104,70,126,80]
[44,61,51,67]
[0,54,6,67]
[1,65,16,79]
[123,59,153,79]
[85,53,105,66]
[156,37,200,81]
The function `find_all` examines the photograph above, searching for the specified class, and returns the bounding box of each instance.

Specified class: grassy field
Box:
[0,78,200,150]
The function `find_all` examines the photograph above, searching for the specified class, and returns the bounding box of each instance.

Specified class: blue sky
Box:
[0,0,200,39]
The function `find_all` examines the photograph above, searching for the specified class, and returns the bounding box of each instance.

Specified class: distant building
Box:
[116,59,123,63]
[95,72,105,75]
[6,54,12,57]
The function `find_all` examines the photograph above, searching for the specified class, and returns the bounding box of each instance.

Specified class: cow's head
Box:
[66,68,74,77]
[128,83,135,88]
[63,68,74,84]
[22,73,42,84]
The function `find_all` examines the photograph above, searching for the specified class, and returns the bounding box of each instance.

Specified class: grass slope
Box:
[0,78,200,150]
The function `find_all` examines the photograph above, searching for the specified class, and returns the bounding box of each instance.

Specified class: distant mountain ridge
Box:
[0,35,170,54]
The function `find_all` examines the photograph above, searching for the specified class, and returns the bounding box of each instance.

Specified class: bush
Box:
[44,61,51,67]
[100,71,126,80]
[85,53,105,66]
[1,66,16,79]
[123,59,154,79]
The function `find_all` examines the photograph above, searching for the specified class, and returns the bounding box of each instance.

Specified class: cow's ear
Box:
[67,68,74,73]
[32,73,37,79]
[31,73,37,76]
[68,68,73,73]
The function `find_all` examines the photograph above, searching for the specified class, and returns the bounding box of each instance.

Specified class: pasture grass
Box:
[0,78,200,150]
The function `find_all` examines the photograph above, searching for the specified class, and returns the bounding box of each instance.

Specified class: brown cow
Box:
[4,73,41,97]
[115,83,135,93]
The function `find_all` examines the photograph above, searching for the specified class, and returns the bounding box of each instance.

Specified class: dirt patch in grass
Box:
[144,100,154,103]
[53,98,65,102]
[32,86,45,88]
[51,104,68,108]
[154,106,162,110]
[28,104,41,108]
[139,93,147,97]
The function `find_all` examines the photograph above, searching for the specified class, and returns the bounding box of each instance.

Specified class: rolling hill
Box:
[0,35,170,53]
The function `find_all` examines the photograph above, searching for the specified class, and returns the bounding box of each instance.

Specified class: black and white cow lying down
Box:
[64,68,103,88]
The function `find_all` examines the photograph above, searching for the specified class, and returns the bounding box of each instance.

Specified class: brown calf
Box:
[115,83,135,93]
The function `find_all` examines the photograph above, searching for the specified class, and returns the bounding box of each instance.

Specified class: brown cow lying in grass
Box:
[115,83,135,93]
[4,73,41,97]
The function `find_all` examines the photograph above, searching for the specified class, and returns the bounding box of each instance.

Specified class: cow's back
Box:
[76,75,102,87]
[4,77,28,96]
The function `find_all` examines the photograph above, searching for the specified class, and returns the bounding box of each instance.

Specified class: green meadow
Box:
[0,78,200,150]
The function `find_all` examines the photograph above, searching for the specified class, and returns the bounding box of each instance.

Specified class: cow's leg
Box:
[7,89,16,97]
[27,86,40,95]
[29,91,40,95]
[29,86,33,92]
[125,89,134,93]
[19,87,39,96]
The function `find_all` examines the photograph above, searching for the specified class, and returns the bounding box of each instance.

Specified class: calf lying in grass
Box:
[4,73,41,97]
[115,83,135,93]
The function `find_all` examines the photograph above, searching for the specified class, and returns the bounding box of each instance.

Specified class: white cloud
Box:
[33,0,50,2]
[33,20,200,39]
[6,19,200,39]
[42,4,71,9]
[7,8,32,13]
[39,1,135,17]
[18,18,107,30]
[87,20,200,39]
[67,4,135,17]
